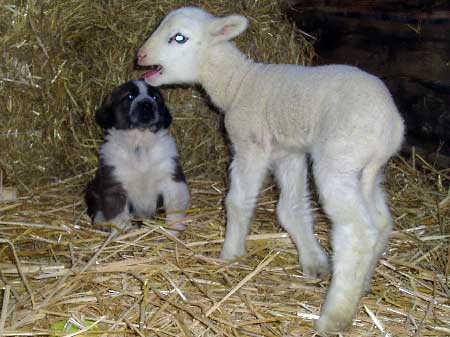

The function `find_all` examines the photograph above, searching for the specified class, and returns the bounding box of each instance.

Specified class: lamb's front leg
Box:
[220,150,270,260]
[274,153,330,278]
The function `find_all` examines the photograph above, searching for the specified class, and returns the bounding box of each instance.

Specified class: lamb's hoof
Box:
[219,245,246,261]
[301,254,330,279]
[314,312,353,335]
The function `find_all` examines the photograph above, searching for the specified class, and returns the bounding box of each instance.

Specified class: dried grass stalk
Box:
[0,1,449,337]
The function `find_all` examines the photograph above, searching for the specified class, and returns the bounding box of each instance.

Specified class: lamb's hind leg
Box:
[220,149,270,260]
[314,166,378,333]
[361,163,393,290]
[274,153,329,278]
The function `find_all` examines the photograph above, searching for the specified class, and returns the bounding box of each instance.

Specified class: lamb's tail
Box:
[389,107,405,156]
[377,84,405,158]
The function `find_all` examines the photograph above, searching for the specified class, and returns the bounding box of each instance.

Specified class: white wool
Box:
[138,7,404,334]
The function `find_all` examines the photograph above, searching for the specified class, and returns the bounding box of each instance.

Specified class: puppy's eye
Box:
[127,93,135,100]
[169,33,188,44]
[151,95,158,101]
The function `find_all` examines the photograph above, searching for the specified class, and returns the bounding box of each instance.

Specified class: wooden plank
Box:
[287,0,450,12]
[306,16,450,81]
[286,5,450,161]
[287,0,450,21]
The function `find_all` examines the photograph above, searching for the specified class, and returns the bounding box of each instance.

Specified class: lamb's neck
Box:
[199,43,254,111]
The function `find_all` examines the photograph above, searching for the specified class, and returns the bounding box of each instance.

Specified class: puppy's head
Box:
[95,80,172,131]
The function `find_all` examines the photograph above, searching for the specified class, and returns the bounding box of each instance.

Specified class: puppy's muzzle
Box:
[131,99,158,128]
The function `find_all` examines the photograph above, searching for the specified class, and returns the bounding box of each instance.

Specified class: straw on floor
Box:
[1,1,449,336]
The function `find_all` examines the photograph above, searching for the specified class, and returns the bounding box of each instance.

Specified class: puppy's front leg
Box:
[160,159,190,234]
[92,186,130,233]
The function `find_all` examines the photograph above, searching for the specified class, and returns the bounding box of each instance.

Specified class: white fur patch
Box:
[100,128,189,220]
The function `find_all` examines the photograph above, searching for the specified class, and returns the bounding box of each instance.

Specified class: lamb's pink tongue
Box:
[143,69,159,79]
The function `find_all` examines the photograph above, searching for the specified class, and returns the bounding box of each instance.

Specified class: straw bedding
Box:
[1,0,449,336]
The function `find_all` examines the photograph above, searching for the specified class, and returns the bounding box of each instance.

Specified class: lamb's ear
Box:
[95,95,115,129]
[209,15,249,45]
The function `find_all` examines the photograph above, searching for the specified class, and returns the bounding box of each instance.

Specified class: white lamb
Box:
[136,7,404,334]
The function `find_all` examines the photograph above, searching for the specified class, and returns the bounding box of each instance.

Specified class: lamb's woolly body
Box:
[137,7,404,333]
[101,129,181,217]
[201,44,403,158]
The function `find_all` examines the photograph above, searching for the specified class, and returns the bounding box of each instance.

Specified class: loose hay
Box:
[1,1,449,336]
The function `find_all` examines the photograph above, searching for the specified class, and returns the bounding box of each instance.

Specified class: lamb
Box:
[136,7,404,334]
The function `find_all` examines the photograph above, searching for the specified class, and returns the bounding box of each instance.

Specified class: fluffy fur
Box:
[86,80,189,234]
[137,7,404,333]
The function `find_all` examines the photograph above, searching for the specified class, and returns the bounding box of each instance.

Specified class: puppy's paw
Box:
[93,211,130,235]
[166,223,186,236]
[165,214,187,236]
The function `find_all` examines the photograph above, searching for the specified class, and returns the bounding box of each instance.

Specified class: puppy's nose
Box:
[141,101,152,110]
[134,99,155,124]
[139,110,154,124]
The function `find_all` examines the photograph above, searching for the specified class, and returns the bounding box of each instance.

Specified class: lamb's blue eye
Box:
[171,33,188,44]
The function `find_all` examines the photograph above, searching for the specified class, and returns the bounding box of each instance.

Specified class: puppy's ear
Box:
[95,95,115,129]
[159,105,172,129]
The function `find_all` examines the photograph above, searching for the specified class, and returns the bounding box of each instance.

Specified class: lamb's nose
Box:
[137,52,147,61]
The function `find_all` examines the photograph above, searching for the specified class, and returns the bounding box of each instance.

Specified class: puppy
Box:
[85,80,189,233]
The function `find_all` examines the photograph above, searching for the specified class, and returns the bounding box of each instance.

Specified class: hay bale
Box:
[0,1,449,337]
[0,0,314,187]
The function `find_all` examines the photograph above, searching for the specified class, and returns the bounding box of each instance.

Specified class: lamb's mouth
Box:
[142,65,163,80]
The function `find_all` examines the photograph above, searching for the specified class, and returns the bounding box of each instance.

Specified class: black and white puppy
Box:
[85,80,189,233]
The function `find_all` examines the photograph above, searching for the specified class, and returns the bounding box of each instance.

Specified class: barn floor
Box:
[1,157,449,337]
[1,0,449,336]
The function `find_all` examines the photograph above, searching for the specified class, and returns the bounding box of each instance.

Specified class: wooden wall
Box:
[286,0,450,166]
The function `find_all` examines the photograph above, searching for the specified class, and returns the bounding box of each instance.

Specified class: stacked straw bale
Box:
[0,0,314,187]
[0,1,449,336]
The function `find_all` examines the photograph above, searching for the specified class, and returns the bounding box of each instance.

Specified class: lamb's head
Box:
[137,7,249,86]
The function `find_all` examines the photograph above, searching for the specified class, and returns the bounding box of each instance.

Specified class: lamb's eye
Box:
[170,33,188,44]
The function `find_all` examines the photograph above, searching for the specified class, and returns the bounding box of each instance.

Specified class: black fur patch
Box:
[157,193,164,209]
[128,202,135,214]
[172,157,186,183]
[95,80,172,132]
[85,163,127,224]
